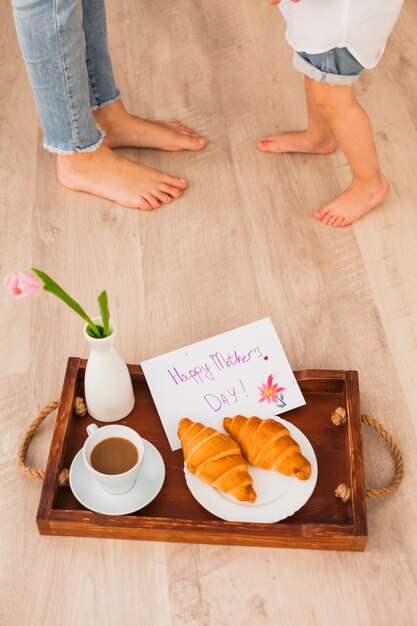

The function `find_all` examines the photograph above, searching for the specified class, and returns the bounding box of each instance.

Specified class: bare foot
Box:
[93,101,207,152]
[313,174,390,227]
[257,130,337,155]
[56,143,187,210]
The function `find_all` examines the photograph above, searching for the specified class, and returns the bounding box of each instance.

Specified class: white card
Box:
[140,318,305,450]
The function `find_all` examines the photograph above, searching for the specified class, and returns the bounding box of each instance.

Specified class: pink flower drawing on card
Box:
[258,374,286,408]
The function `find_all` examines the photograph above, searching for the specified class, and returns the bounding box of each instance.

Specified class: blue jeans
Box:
[12,0,120,154]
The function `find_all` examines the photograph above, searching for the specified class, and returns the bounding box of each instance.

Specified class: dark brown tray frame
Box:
[37,358,367,550]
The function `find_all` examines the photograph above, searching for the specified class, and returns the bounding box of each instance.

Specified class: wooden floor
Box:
[1,0,417,624]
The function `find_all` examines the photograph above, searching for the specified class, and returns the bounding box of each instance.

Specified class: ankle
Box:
[352,171,387,189]
[93,100,127,126]
[306,132,335,148]
[57,144,110,172]
[57,151,93,171]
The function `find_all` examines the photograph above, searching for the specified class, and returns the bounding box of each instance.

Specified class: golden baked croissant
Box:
[223,415,311,480]
[177,418,257,502]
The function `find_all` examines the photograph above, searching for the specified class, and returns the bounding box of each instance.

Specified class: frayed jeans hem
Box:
[43,129,106,155]
[91,92,121,111]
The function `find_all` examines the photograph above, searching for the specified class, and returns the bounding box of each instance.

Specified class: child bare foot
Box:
[56,143,187,210]
[314,174,390,227]
[93,101,206,152]
[257,130,337,155]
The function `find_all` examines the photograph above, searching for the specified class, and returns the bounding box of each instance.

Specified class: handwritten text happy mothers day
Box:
[167,346,264,413]
[141,318,305,450]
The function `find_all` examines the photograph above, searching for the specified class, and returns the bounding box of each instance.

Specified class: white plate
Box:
[184,417,318,523]
[69,439,165,516]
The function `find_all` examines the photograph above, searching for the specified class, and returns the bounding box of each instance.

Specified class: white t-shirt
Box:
[278,0,404,69]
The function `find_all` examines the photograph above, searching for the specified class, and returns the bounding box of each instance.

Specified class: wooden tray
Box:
[37,358,367,550]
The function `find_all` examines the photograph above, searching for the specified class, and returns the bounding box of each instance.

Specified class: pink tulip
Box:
[4,271,44,301]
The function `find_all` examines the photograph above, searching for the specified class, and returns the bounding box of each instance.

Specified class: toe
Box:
[154,191,173,204]
[169,119,199,136]
[333,215,345,227]
[184,129,201,138]
[163,175,188,189]
[314,205,330,221]
[159,183,182,198]
[327,214,338,226]
[138,197,152,211]
[257,139,273,152]
[185,130,202,139]
[257,139,267,147]
[183,135,206,150]
[177,127,198,137]
[176,122,200,136]
[161,120,206,149]
[321,211,333,224]
[322,211,335,225]
[143,193,160,209]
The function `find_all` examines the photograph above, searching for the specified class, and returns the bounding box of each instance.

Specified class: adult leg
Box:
[81,0,206,152]
[257,76,336,155]
[12,0,102,153]
[12,0,187,209]
[81,0,120,110]
[310,81,389,226]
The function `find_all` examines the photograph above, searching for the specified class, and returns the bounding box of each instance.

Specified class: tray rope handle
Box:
[332,407,404,502]
[18,401,404,499]
[17,398,87,487]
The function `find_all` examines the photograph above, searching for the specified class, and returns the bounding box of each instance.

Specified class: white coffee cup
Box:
[83,424,144,495]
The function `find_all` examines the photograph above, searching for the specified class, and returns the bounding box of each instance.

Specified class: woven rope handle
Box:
[19,401,404,500]
[333,409,404,502]
[361,414,404,497]
[17,398,86,487]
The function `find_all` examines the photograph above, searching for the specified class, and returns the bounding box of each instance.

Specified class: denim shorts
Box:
[293,47,364,86]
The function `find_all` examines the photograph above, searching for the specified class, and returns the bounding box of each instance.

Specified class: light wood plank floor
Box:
[1,1,416,624]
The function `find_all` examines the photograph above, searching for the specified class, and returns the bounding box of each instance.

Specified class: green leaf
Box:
[86,324,105,338]
[31,268,101,338]
[97,291,110,337]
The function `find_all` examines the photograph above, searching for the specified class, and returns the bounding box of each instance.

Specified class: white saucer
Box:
[184,417,318,524]
[69,439,165,516]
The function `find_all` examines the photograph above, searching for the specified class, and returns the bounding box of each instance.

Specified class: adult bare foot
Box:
[257,130,336,155]
[56,143,187,210]
[313,174,390,227]
[93,101,206,152]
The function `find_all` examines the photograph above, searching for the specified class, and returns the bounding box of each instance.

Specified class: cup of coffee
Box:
[83,423,144,495]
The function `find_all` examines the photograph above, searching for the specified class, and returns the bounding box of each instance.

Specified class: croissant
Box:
[223,416,311,480]
[177,418,257,503]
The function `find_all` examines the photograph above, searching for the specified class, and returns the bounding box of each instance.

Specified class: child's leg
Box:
[257,76,336,155]
[310,81,390,226]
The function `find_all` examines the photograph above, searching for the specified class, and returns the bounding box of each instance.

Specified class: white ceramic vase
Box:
[83,317,135,422]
